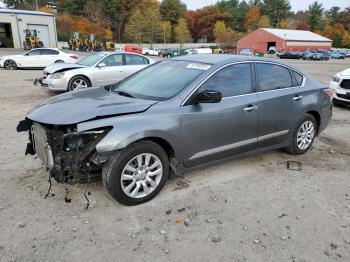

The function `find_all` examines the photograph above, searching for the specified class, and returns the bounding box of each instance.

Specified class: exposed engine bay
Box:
[17,118,110,184]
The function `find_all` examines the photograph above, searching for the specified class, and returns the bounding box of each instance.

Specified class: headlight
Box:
[50,72,65,79]
[332,76,341,83]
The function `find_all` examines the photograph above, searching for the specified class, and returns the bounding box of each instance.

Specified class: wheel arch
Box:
[305,110,321,135]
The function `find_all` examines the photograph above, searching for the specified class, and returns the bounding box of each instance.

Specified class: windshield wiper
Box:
[115,90,134,98]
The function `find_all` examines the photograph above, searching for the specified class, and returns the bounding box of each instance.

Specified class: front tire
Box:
[68,76,90,91]
[285,114,317,155]
[102,141,169,205]
[4,59,18,70]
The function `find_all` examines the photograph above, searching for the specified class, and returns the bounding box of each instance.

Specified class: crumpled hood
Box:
[44,62,86,74]
[27,86,157,125]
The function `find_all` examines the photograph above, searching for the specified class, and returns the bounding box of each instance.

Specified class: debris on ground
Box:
[212,236,221,242]
[329,148,335,154]
[287,161,303,171]
[17,222,25,228]
[159,229,167,235]
[72,228,78,232]
[175,219,183,225]
[173,179,190,190]
[184,218,190,227]
[253,239,260,244]
[278,213,288,218]
[206,218,212,223]
[177,207,186,212]
[330,243,338,250]
[165,209,172,215]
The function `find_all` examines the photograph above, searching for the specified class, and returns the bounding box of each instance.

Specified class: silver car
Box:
[18,55,332,205]
[35,52,154,91]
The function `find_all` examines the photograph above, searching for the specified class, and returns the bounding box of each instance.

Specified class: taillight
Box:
[69,55,78,60]
[322,88,334,98]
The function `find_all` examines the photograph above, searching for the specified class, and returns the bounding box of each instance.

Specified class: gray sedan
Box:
[35,52,154,91]
[19,55,332,205]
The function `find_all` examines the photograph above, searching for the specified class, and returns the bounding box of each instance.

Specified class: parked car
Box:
[142,48,161,56]
[310,52,330,61]
[124,44,142,54]
[330,68,350,106]
[0,48,78,70]
[193,48,213,54]
[302,50,316,60]
[277,51,302,59]
[18,55,332,205]
[239,48,254,56]
[330,51,345,59]
[35,52,155,91]
[161,48,176,57]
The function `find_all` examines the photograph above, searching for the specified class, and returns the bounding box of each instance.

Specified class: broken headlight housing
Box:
[50,72,65,79]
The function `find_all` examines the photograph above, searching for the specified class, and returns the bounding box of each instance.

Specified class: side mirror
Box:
[195,90,222,104]
[97,63,106,68]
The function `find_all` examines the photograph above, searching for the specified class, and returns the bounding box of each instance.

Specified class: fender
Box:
[77,112,183,160]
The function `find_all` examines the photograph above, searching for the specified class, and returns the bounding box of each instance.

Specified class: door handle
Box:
[293,95,303,101]
[243,105,258,112]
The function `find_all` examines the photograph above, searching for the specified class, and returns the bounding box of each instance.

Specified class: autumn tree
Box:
[245,5,261,31]
[142,5,162,44]
[124,9,144,43]
[175,17,191,45]
[257,15,270,28]
[214,21,234,47]
[161,21,172,44]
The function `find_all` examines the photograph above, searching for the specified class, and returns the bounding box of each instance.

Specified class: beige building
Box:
[0,9,57,48]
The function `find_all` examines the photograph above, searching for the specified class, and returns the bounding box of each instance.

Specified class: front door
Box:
[92,53,125,85]
[181,63,259,167]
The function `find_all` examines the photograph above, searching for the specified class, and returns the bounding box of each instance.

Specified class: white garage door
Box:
[27,24,50,48]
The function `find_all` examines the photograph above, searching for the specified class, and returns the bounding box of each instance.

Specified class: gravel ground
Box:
[0,49,350,262]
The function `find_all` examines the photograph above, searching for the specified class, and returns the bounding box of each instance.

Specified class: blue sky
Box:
[182,0,349,11]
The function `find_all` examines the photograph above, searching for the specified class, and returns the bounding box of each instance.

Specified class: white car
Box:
[0,48,78,70]
[142,48,161,56]
[36,52,155,92]
[330,68,350,106]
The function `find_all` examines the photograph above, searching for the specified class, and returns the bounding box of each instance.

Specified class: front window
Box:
[111,60,211,101]
[77,53,107,67]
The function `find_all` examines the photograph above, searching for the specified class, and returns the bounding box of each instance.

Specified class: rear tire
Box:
[102,141,169,205]
[4,59,17,70]
[285,114,317,155]
[55,60,64,63]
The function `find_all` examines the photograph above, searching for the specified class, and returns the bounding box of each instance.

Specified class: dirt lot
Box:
[0,49,350,262]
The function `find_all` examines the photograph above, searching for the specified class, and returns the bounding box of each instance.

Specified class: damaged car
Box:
[34,52,154,92]
[18,55,332,205]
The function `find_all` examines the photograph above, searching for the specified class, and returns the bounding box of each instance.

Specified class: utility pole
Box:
[35,0,38,11]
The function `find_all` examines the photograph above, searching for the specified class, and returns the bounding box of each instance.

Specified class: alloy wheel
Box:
[120,153,163,199]
[5,60,16,70]
[72,78,88,90]
[296,120,315,150]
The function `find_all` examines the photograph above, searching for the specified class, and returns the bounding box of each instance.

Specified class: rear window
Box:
[292,71,304,86]
[256,63,293,91]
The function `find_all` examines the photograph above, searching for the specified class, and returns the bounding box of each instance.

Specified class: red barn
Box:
[237,28,332,53]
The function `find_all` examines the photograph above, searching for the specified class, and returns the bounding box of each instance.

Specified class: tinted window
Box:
[292,71,303,86]
[40,49,59,55]
[199,63,252,97]
[26,49,41,56]
[101,54,123,67]
[125,54,149,65]
[256,63,293,91]
[112,60,209,101]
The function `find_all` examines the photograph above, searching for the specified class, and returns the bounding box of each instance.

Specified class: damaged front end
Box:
[17,118,111,184]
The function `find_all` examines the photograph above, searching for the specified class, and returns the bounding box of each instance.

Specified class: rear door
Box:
[254,62,306,147]
[39,49,60,66]
[123,54,150,76]
[92,53,124,85]
[181,63,259,167]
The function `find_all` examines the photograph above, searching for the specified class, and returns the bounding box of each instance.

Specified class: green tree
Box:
[160,0,187,25]
[217,0,249,31]
[143,5,162,44]
[261,0,291,28]
[326,6,341,25]
[175,17,191,45]
[214,21,234,47]
[308,1,324,31]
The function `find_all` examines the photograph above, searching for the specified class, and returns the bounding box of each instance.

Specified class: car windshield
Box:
[111,60,211,101]
[77,53,107,67]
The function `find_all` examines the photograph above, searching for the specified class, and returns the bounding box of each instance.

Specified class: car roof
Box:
[172,54,293,66]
